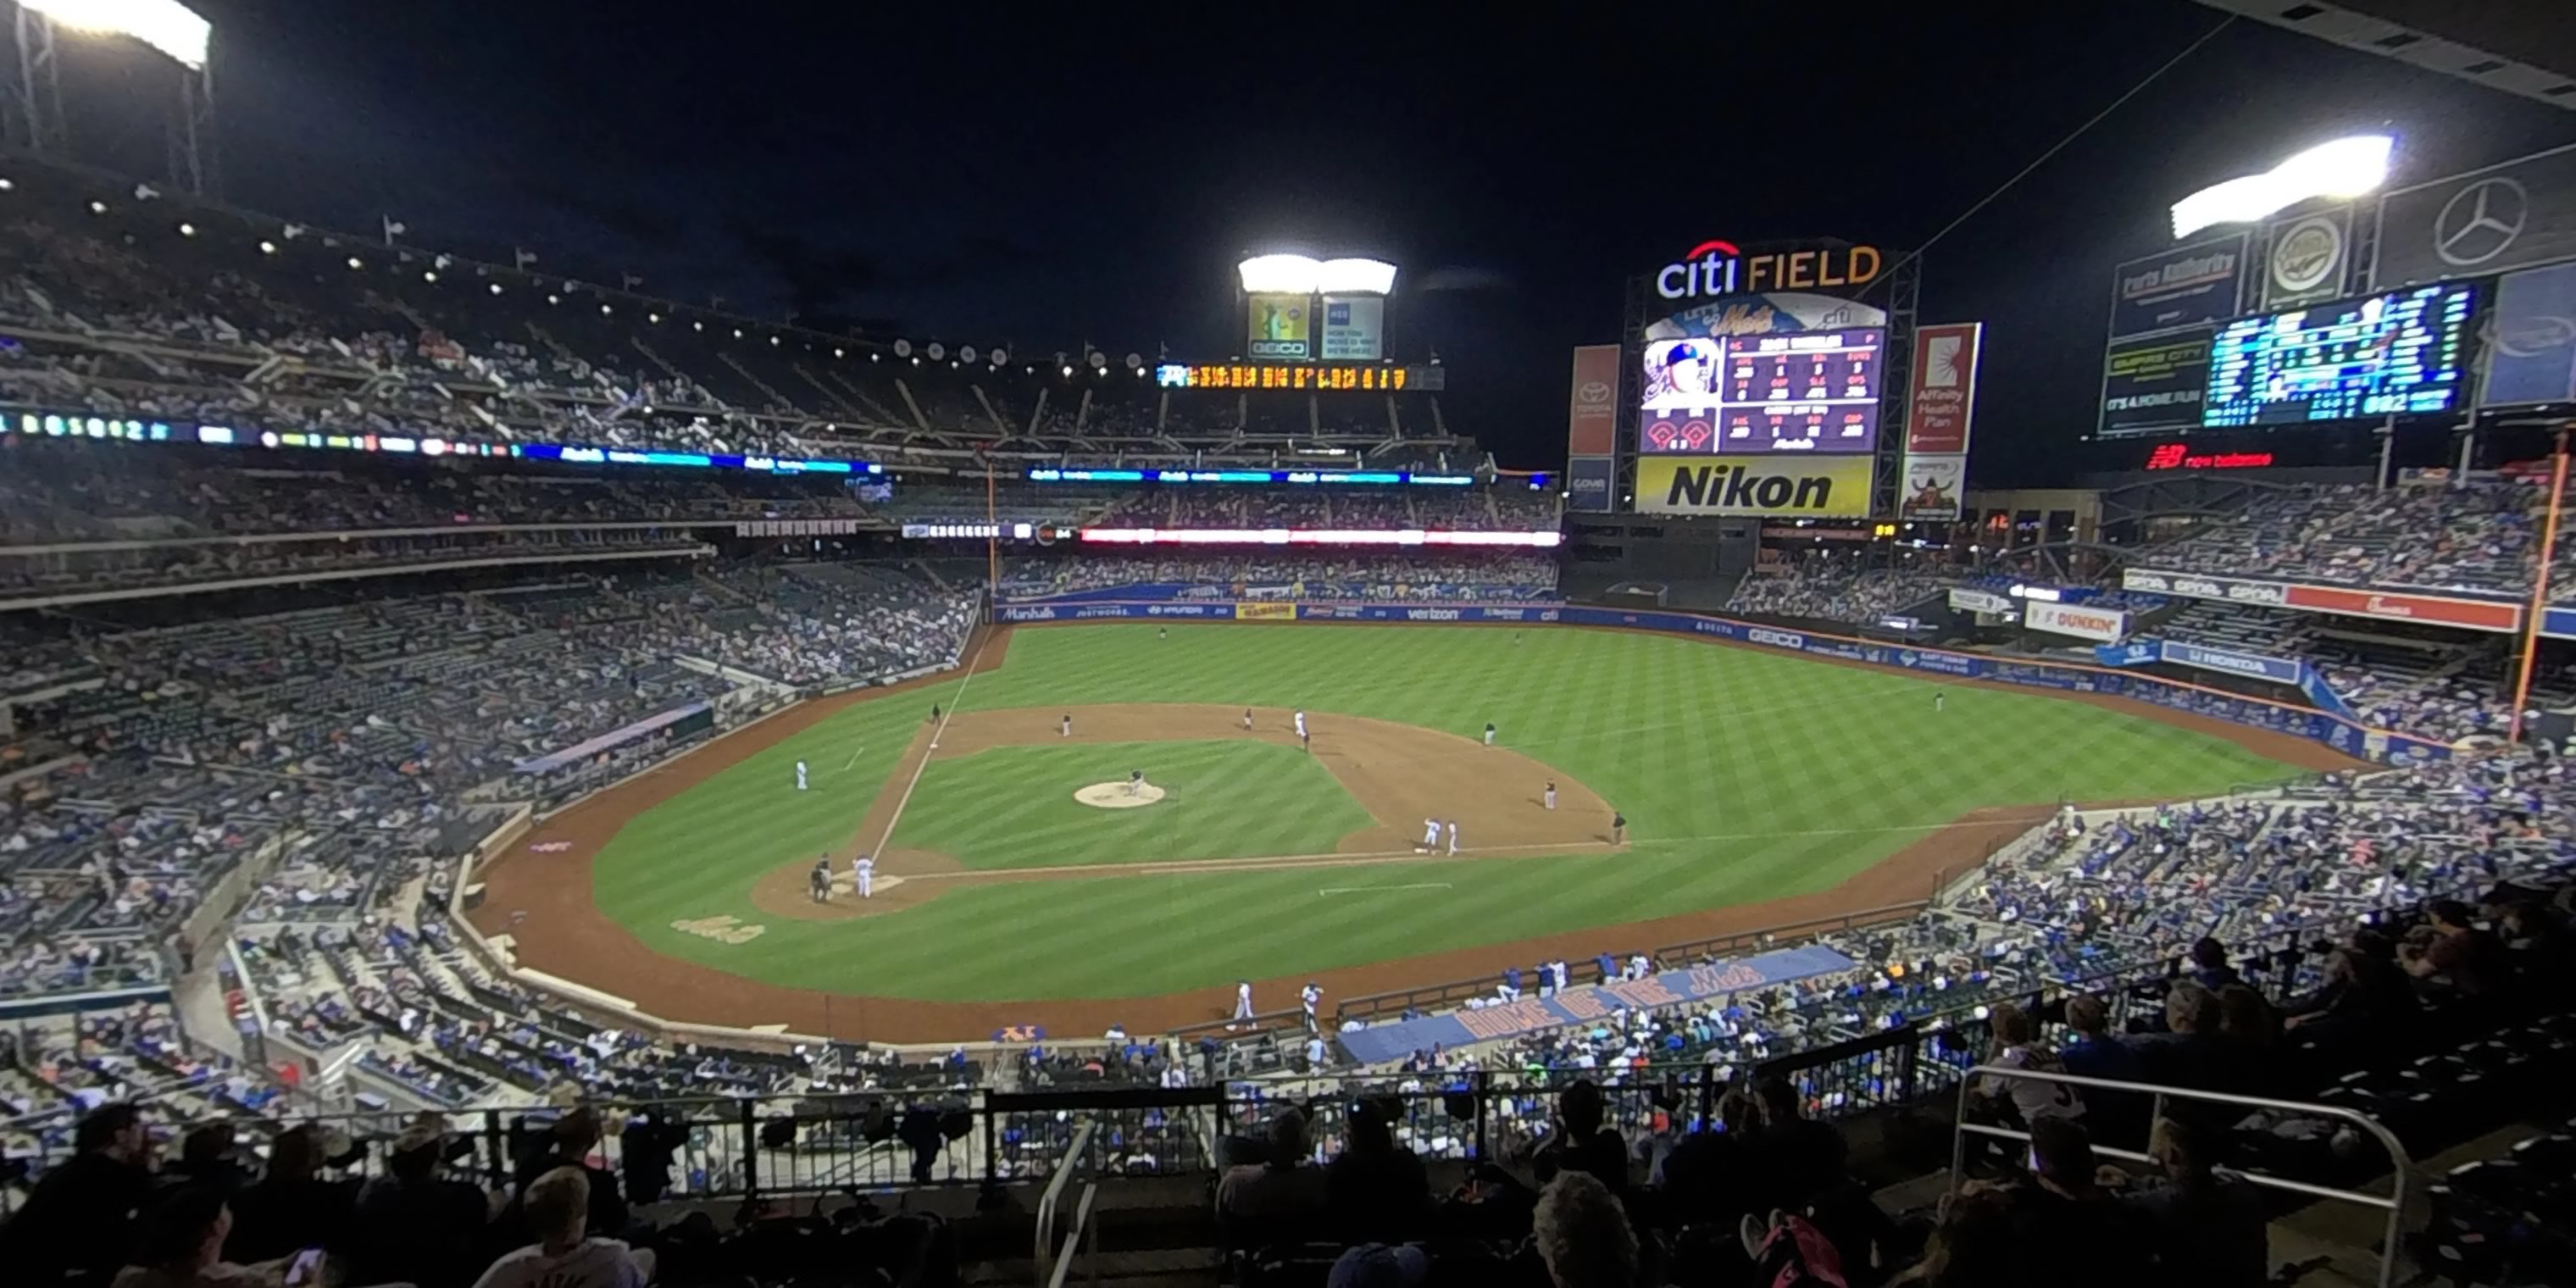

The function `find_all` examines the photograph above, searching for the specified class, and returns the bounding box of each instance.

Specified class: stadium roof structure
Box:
[2196,2,2576,109]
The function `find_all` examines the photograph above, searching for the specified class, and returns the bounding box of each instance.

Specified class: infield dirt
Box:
[471,623,2364,1043]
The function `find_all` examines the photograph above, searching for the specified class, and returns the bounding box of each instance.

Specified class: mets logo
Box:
[672,915,765,946]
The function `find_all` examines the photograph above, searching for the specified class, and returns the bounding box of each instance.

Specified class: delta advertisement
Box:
[1634,454,1873,518]
[991,600,2447,763]
[2121,569,2523,634]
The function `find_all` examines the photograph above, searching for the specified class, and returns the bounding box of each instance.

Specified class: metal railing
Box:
[1033,1120,1095,1281]
[1044,1181,1099,1288]
[1951,1065,2414,1288]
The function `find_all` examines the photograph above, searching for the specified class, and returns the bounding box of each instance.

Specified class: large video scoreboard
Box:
[1638,328,1884,454]
[2201,282,2479,428]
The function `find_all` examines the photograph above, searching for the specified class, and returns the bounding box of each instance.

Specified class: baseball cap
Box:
[1329,1244,1429,1288]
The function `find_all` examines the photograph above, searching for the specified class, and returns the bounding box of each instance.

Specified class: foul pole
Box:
[2508,426,2570,745]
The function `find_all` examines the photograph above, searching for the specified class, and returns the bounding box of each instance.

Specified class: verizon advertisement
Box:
[2122,569,2521,634]
[1568,345,1619,456]
[2026,601,2129,643]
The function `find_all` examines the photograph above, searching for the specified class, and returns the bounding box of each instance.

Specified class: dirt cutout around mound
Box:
[750,702,1614,923]
[474,623,2368,1043]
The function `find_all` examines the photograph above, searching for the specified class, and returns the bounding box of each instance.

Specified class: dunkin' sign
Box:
[2026,601,2129,643]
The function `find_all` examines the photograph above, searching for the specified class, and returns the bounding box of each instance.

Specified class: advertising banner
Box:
[1902,323,1982,454]
[2484,261,2576,408]
[1948,587,2012,614]
[1567,345,1621,455]
[2094,641,2160,668]
[2159,639,2303,686]
[1566,454,1615,513]
[1319,295,1385,360]
[2123,568,2521,633]
[1234,602,1297,621]
[2543,606,2576,641]
[2374,142,2576,289]
[1896,453,1966,521]
[2259,205,2356,308]
[1246,292,1313,359]
[2121,568,2291,607]
[2027,601,2129,643]
[1634,454,1872,518]
[2108,233,2249,338]
[2098,329,2213,437]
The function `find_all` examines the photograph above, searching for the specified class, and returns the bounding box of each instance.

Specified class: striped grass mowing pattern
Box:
[588,624,2311,1002]
[888,740,1370,869]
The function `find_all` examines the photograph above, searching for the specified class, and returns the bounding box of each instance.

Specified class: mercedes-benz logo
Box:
[2433,176,2528,267]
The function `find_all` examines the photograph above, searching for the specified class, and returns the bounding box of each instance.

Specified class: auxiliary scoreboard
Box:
[1152,362,1446,392]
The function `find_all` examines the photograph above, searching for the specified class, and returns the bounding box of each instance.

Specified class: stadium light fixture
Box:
[21,1,210,70]
[1236,253,1397,296]
[2170,134,2393,238]
[176,222,192,236]
[86,200,105,214]
[257,240,274,254]
[0,178,13,191]
[345,256,361,269]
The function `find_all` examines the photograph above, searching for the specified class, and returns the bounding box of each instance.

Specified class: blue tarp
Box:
[1338,944,1857,1065]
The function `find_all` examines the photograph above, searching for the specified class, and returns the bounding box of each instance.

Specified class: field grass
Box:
[587,624,2312,1001]
[888,740,1370,869]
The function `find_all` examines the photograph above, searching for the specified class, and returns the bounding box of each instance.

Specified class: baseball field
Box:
[474,622,2356,1041]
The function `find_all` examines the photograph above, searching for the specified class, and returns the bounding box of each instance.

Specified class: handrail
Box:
[1032,1119,1095,1280]
[1950,1064,2413,1288]
[1044,1181,1099,1288]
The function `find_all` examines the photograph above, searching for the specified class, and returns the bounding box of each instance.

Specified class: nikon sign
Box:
[1635,455,1872,518]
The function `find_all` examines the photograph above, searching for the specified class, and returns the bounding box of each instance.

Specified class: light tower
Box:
[4,1,217,194]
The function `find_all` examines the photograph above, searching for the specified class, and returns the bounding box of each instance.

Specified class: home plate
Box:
[1075,781,1166,808]
[832,873,908,895]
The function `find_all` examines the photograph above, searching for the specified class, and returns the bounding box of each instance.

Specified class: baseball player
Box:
[1230,980,1254,1026]
[808,856,830,902]
[855,853,874,899]
[1300,981,1321,1031]
[1935,689,1946,713]
[1060,713,1072,738]
[1158,626,1168,641]
[1445,819,1460,856]
[929,703,941,724]
[1545,780,1558,810]
[1611,809,1626,845]
[1241,708,1254,731]
[1483,722,1496,747]
[1419,817,1440,853]
[1127,768,1145,797]
[1293,708,1307,746]
[795,759,809,791]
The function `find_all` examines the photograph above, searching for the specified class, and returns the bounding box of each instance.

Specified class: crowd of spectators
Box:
[1728,561,1950,624]
[999,551,1559,602]
[2148,479,2563,599]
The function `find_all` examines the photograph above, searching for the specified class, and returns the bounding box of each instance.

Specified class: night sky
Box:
[117,4,2576,472]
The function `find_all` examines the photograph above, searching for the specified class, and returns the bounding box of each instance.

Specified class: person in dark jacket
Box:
[0,1102,157,1285]
[225,1124,353,1264]
[347,1124,493,1288]
[1532,1080,1629,1196]
[507,1108,628,1241]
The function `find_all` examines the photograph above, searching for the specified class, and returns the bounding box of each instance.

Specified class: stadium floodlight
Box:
[1237,253,1397,296]
[2169,134,2393,239]
[19,0,211,71]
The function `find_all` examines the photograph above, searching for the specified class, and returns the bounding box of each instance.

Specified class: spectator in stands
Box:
[1752,1076,1848,1211]
[470,1166,652,1288]
[166,1125,248,1197]
[113,1186,277,1288]
[0,1102,157,1283]
[2008,1117,2151,1288]
[2120,1117,2266,1288]
[1532,1080,1629,1196]
[508,1109,627,1241]
[1324,1099,1431,1243]
[350,1124,493,1288]
[1216,1108,1325,1230]
[1890,1183,2019,1287]
[225,1124,351,1264]
[1974,1002,2082,1126]
[2401,899,2509,999]
[2188,937,2242,991]
[2125,981,2226,1093]
[2059,995,2143,1085]
[1530,1170,1636,1288]
[2285,933,2417,1042]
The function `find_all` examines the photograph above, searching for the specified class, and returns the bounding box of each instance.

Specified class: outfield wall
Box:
[993,598,2448,764]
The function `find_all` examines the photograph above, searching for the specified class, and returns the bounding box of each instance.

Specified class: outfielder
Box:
[795,759,808,791]
[854,853,874,899]
[1935,690,1946,713]
[1545,780,1557,810]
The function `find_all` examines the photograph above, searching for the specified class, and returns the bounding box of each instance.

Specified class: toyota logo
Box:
[2433,176,2528,267]
[1576,380,1613,406]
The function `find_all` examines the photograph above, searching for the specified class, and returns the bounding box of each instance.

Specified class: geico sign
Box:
[1636,455,1872,517]
[1656,238,1885,301]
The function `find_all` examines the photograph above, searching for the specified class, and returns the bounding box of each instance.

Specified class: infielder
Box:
[1420,817,1441,852]
[1127,768,1145,797]
[1483,722,1496,747]
[1241,708,1254,731]
[1293,709,1307,747]
[1545,780,1558,810]
[795,759,809,791]
[1060,713,1072,738]
[808,855,830,902]
[1230,980,1254,1025]
[854,853,874,899]
[1611,809,1626,845]
[1445,819,1460,856]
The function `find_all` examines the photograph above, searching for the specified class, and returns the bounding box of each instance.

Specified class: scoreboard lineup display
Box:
[1639,328,1883,454]
[1152,362,1445,391]
[2201,282,2478,428]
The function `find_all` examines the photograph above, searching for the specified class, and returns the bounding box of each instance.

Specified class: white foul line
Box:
[1319,882,1453,896]
[869,630,993,856]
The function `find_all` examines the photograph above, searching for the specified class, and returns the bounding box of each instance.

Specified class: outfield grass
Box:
[889,740,1370,869]
[587,624,2312,1001]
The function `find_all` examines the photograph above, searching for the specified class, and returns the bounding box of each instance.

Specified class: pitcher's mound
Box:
[1076,781,1166,808]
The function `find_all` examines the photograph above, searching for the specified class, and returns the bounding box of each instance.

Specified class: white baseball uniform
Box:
[1421,818,1440,849]
[1484,725,1496,746]
[1545,785,1557,810]
[1232,982,1254,1020]
[1445,821,1459,855]
[796,760,808,791]
[856,856,874,898]
[1294,711,1307,738]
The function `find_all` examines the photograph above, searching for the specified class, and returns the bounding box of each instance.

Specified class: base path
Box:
[473,624,2365,1045]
